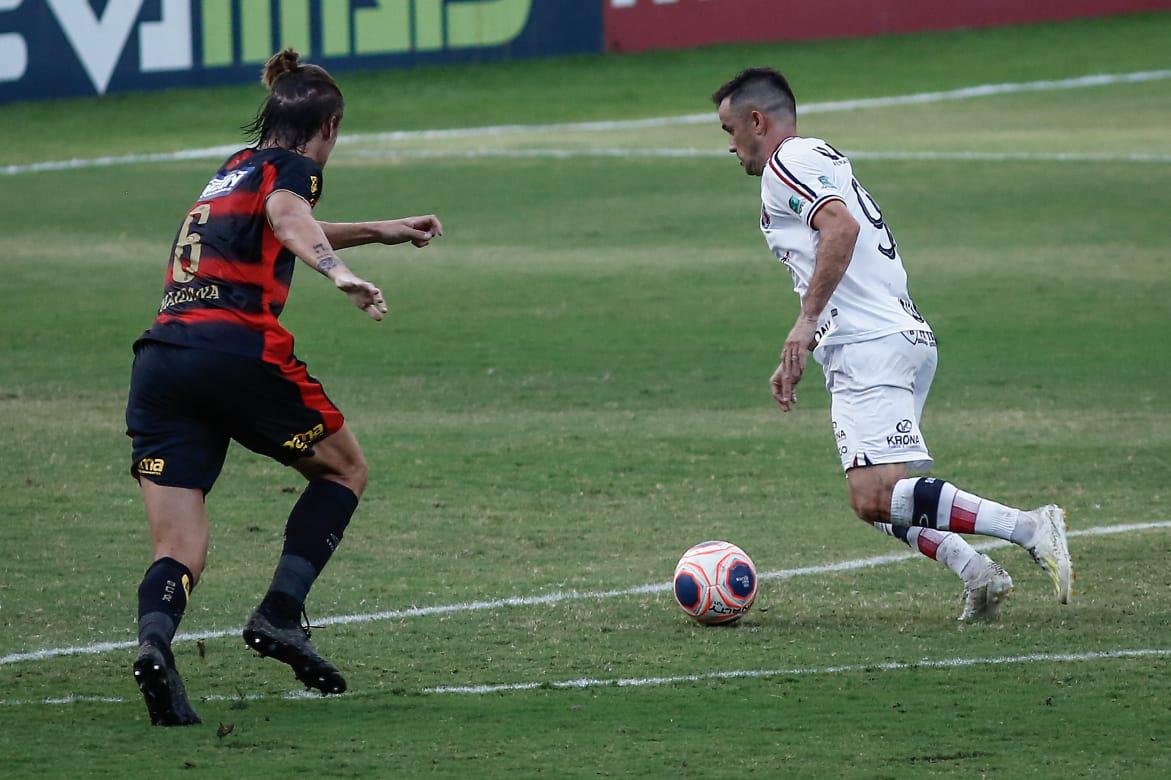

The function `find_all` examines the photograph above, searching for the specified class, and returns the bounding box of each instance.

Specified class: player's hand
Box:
[334,273,388,321]
[378,215,444,248]
[771,315,816,412]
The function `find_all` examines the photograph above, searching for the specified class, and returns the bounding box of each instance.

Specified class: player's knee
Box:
[850,497,885,524]
[848,484,893,524]
[345,454,368,498]
[328,448,367,498]
[300,437,368,497]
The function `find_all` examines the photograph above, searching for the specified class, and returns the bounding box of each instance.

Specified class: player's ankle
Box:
[138,636,176,668]
[258,590,303,629]
[1009,510,1038,546]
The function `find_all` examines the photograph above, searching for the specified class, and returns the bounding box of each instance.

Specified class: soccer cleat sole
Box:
[243,627,347,695]
[132,646,201,727]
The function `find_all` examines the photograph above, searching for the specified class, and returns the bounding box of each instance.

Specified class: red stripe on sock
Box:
[916,530,943,560]
[950,495,980,534]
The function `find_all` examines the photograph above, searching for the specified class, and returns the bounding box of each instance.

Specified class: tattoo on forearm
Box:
[313,242,328,254]
[316,255,341,275]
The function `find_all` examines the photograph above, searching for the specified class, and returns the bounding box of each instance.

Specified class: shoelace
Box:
[300,607,315,640]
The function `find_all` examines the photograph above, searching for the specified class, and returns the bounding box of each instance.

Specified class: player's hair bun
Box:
[262,48,301,89]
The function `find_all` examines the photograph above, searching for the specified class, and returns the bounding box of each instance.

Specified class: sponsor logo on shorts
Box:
[887,420,921,447]
[886,433,922,448]
[282,423,325,453]
[136,457,165,476]
[901,329,936,347]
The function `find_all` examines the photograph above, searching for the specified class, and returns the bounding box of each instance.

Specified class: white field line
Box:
[1,647,1167,707]
[1,520,1168,669]
[341,147,1171,163]
[3,69,1168,176]
[426,648,1171,695]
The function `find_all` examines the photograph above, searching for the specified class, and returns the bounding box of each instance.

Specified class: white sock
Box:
[873,522,980,580]
[889,477,1036,545]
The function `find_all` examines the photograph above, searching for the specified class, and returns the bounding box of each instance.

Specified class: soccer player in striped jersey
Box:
[712,68,1073,622]
[125,49,443,725]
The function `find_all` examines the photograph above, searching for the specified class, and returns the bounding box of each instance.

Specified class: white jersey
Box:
[759,136,930,354]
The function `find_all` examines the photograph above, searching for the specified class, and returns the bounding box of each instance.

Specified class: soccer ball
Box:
[672,541,758,625]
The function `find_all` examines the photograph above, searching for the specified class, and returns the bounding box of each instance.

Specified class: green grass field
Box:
[2,12,1170,778]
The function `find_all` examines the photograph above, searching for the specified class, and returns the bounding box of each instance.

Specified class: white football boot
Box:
[1023,504,1074,604]
[958,554,1014,622]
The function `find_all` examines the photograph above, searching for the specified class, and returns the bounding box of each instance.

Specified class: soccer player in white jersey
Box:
[712,68,1073,620]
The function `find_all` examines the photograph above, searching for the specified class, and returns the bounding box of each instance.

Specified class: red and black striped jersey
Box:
[138,147,323,364]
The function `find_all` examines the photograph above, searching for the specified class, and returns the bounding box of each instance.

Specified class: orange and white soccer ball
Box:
[672,541,758,625]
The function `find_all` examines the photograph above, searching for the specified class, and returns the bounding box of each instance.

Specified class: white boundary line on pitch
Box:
[425,648,1171,695]
[3,69,1168,176]
[1,647,1167,707]
[2,520,1169,669]
[339,148,1171,163]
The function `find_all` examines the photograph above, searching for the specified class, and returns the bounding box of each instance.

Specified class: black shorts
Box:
[125,341,345,493]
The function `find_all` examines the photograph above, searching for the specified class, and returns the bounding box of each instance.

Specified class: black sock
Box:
[260,480,358,626]
[137,557,193,667]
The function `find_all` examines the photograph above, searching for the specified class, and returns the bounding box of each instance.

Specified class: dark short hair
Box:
[711,67,796,118]
[244,48,344,151]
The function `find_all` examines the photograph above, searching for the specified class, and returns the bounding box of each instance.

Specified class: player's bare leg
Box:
[243,424,367,694]
[849,464,1014,621]
[133,480,207,726]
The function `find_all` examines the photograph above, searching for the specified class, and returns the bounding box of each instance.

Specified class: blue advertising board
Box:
[0,1,603,103]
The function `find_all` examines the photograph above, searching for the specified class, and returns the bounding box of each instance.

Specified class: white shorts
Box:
[818,330,937,472]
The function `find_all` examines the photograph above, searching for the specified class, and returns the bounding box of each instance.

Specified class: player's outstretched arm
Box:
[771,200,860,412]
[267,191,389,321]
[318,215,444,250]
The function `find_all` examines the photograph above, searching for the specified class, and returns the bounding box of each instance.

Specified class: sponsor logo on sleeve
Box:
[817,175,835,189]
[788,195,804,214]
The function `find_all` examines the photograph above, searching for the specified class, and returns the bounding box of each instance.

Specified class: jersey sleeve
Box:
[270,153,324,208]
[764,145,848,229]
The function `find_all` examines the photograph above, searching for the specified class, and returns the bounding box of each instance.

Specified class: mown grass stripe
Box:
[3,70,1167,176]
